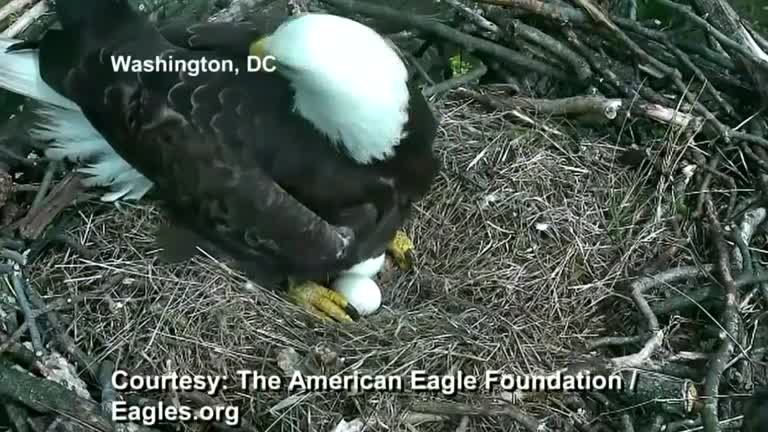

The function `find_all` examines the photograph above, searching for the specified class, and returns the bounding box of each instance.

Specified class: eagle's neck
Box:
[263,14,411,165]
[290,70,410,165]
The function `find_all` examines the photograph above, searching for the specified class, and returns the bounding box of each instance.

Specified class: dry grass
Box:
[28,93,684,431]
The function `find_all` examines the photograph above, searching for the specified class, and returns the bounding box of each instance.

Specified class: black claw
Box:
[344,303,360,321]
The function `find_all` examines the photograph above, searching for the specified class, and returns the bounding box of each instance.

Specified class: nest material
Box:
[21,96,673,430]
[1,0,767,430]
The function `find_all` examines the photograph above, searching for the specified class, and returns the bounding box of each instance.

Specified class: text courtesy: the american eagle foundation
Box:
[110,368,633,426]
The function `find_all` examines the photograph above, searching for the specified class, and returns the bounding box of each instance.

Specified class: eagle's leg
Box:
[287,279,360,322]
[387,230,415,270]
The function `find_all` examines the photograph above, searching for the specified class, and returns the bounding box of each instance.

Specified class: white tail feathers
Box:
[0,37,79,110]
[32,105,154,202]
[0,37,154,202]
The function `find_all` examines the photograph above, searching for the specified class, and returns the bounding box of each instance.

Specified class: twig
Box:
[0,0,35,23]
[208,0,261,23]
[410,401,542,432]
[654,0,768,74]
[4,402,30,432]
[0,320,29,355]
[700,195,741,432]
[0,248,26,265]
[501,18,592,80]
[0,237,27,251]
[455,416,470,432]
[12,172,86,240]
[621,414,635,432]
[741,142,768,173]
[0,287,95,380]
[744,22,768,54]
[587,334,646,351]
[455,88,564,136]
[0,328,47,375]
[668,351,711,362]
[674,40,736,70]
[633,265,714,330]
[609,330,664,369]
[476,0,586,23]
[98,360,117,419]
[0,359,117,432]
[29,161,57,212]
[1,0,47,37]
[423,60,488,96]
[402,412,449,424]
[666,419,701,432]
[652,272,768,315]
[49,233,98,259]
[320,0,570,79]
[594,265,715,371]
[563,27,669,105]
[442,0,500,36]
[8,265,44,356]
[695,153,724,218]
[661,39,736,118]
[690,155,738,218]
[404,51,436,85]
[25,288,100,381]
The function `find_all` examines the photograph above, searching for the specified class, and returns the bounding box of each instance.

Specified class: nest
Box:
[1,0,768,430]
[6,96,667,431]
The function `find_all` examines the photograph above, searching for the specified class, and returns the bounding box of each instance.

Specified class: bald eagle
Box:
[0,0,439,321]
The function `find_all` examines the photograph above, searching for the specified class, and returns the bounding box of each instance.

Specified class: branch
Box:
[320,0,570,79]
[423,60,488,96]
[1,0,46,37]
[700,195,741,432]
[0,359,116,432]
[656,0,768,75]
[8,265,44,356]
[410,401,544,432]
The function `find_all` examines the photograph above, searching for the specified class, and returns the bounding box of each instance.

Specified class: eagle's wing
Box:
[157,21,265,56]
[37,26,395,278]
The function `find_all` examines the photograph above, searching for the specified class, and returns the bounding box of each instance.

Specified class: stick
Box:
[442,0,500,36]
[0,359,116,432]
[26,288,100,381]
[410,401,542,432]
[207,0,261,23]
[9,265,44,356]
[98,360,118,422]
[3,402,30,432]
[700,195,741,432]
[29,161,57,212]
[12,172,86,240]
[423,60,488,96]
[0,0,34,23]
[320,0,570,79]
[455,88,565,136]
[655,0,768,74]
[1,0,46,37]
[0,329,48,375]
[477,0,586,23]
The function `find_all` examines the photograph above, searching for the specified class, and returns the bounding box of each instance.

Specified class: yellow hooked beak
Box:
[249,36,271,58]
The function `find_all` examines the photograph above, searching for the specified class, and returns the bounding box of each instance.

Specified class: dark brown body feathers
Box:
[28,0,439,283]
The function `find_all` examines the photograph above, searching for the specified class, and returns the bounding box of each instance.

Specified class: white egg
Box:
[342,253,385,278]
[331,274,381,316]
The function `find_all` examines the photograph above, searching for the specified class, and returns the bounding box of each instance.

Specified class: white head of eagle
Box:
[251,13,410,165]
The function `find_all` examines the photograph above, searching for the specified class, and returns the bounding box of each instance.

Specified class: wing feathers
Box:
[0,37,80,110]
[32,22,404,277]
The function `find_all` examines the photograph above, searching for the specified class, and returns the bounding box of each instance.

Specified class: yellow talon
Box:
[287,280,359,322]
[387,230,415,270]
